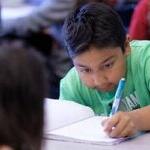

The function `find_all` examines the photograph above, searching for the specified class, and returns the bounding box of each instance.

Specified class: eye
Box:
[103,61,114,70]
[79,67,91,73]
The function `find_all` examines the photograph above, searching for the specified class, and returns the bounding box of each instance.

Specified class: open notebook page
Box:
[44,99,95,132]
[48,116,125,145]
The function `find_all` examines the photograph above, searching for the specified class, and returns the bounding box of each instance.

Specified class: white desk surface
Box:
[43,132,150,150]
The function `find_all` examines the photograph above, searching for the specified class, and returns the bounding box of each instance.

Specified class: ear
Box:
[124,34,131,56]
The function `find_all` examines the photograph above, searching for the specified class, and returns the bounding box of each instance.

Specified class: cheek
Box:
[79,74,95,88]
[108,60,126,83]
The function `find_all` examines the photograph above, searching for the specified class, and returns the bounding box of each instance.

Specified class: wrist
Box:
[127,110,141,131]
[128,106,150,131]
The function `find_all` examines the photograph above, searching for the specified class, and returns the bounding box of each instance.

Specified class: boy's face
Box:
[73,46,130,92]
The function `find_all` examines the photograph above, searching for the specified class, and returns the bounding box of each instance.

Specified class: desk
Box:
[43,132,150,150]
[43,99,150,150]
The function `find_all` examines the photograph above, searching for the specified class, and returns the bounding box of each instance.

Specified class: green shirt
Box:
[59,40,150,115]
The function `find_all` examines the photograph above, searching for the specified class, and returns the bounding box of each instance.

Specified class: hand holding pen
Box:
[102,78,137,138]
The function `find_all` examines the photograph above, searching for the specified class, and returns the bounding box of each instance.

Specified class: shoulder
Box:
[60,67,81,86]
[130,40,150,54]
[129,40,150,68]
[59,67,86,102]
[130,40,150,47]
[60,67,93,96]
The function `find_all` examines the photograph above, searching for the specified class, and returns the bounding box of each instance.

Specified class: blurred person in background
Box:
[129,0,150,40]
[114,0,138,30]
[0,39,48,150]
[1,0,75,98]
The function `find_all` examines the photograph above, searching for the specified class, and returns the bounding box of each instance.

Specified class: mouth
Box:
[96,83,115,92]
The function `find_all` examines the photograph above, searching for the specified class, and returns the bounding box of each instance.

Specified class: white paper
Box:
[48,116,125,145]
[44,99,94,132]
[44,99,126,145]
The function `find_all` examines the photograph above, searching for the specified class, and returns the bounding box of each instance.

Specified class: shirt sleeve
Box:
[145,56,150,90]
[59,68,87,105]
[59,71,80,101]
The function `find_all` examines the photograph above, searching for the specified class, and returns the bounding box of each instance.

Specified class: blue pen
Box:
[109,78,125,117]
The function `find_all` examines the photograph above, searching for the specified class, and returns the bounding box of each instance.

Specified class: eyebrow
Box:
[76,56,115,67]
[101,56,115,64]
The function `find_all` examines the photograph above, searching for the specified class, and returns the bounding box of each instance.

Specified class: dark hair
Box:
[63,3,126,58]
[0,31,53,57]
[0,32,55,98]
[0,40,48,150]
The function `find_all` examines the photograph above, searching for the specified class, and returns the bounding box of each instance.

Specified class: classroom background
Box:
[0,0,148,99]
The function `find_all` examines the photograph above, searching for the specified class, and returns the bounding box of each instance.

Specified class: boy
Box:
[60,3,150,138]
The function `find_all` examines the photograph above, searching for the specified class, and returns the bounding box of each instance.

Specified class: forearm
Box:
[129,105,150,131]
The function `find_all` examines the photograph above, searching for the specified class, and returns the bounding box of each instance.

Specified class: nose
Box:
[92,72,107,88]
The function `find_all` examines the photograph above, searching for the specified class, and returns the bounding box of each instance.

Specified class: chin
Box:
[99,88,114,92]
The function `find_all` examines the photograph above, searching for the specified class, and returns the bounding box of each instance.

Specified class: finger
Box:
[110,113,130,137]
[103,114,119,134]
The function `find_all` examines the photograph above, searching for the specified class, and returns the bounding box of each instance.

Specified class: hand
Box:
[102,111,138,138]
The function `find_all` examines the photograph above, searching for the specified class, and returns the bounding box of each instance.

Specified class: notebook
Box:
[44,99,128,145]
